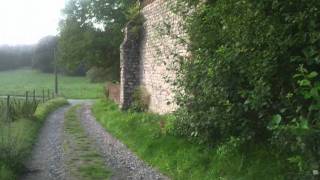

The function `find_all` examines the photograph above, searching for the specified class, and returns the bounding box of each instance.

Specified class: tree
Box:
[32,36,58,73]
[57,0,137,80]
[0,45,33,71]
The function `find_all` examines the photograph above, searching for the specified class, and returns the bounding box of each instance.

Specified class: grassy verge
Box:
[0,69,104,99]
[64,105,111,180]
[92,99,286,180]
[34,98,69,120]
[0,98,68,180]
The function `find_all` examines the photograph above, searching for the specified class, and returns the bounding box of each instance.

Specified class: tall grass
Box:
[0,99,39,121]
[0,98,41,179]
[0,97,68,180]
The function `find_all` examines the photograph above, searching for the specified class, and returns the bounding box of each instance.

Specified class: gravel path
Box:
[79,103,170,180]
[21,100,169,180]
[21,105,69,180]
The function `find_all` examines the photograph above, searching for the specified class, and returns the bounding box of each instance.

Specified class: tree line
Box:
[57,0,138,82]
[0,45,33,71]
[0,36,57,73]
[1,0,139,83]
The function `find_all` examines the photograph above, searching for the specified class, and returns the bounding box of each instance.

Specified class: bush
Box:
[32,36,57,73]
[0,164,15,180]
[173,0,320,177]
[130,86,150,112]
[34,97,68,121]
[86,66,119,83]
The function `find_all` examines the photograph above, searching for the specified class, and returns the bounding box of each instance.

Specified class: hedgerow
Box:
[172,0,320,178]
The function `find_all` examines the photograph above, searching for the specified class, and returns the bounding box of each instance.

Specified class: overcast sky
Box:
[0,0,66,45]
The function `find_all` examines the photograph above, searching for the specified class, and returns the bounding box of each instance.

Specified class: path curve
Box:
[21,100,169,180]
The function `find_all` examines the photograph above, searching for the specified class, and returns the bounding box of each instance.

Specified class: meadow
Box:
[0,69,104,99]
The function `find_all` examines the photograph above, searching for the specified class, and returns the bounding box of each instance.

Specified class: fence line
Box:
[0,89,55,121]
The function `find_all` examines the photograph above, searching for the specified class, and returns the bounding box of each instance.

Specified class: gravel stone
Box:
[21,100,169,180]
[79,103,170,180]
[21,106,69,180]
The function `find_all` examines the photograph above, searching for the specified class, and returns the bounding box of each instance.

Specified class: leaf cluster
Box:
[58,0,138,78]
[173,0,320,177]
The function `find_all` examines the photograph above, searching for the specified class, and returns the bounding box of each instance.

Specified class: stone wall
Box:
[120,0,187,114]
[120,22,142,110]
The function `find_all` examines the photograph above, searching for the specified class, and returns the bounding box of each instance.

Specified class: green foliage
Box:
[0,45,33,71]
[34,98,68,121]
[172,0,320,177]
[32,36,57,73]
[0,98,68,179]
[125,1,140,21]
[130,86,150,112]
[0,164,15,180]
[0,118,40,177]
[0,99,39,121]
[86,66,119,83]
[57,0,138,80]
[92,99,286,179]
[128,13,145,41]
[58,17,115,75]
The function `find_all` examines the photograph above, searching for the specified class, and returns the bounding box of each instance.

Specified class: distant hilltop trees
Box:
[32,36,58,73]
[0,35,58,73]
[0,44,33,71]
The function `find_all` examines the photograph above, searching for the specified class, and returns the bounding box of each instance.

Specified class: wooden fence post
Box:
[6,95,10,121]
[26,91,29,103]
[33,89,36,102]
[42,89,45,103]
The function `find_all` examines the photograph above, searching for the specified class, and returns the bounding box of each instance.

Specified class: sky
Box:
[0,0,66,45]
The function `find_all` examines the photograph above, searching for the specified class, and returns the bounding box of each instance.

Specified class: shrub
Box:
[130,86,150,112]
[86,66,119,83]
[172,0,320,177]
[0,164,15,180]
[34,97,68,121]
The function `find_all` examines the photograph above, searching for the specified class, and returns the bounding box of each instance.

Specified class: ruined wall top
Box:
[140,0,157,7]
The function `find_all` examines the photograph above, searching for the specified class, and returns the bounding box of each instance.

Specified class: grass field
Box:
[0,69,104,99]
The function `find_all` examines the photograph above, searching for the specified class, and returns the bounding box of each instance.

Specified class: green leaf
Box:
[272,114,282,125]
[298,79,311,87]
[299,119,309,130]
[307,71,318,79]
[268,114,282,130]
[310,87,319,98]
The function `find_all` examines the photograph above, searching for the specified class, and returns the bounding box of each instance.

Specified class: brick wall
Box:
[120,0,187,114]
[107,83,120,104]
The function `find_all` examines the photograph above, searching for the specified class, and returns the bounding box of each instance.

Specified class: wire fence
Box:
[0,89,55,122]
